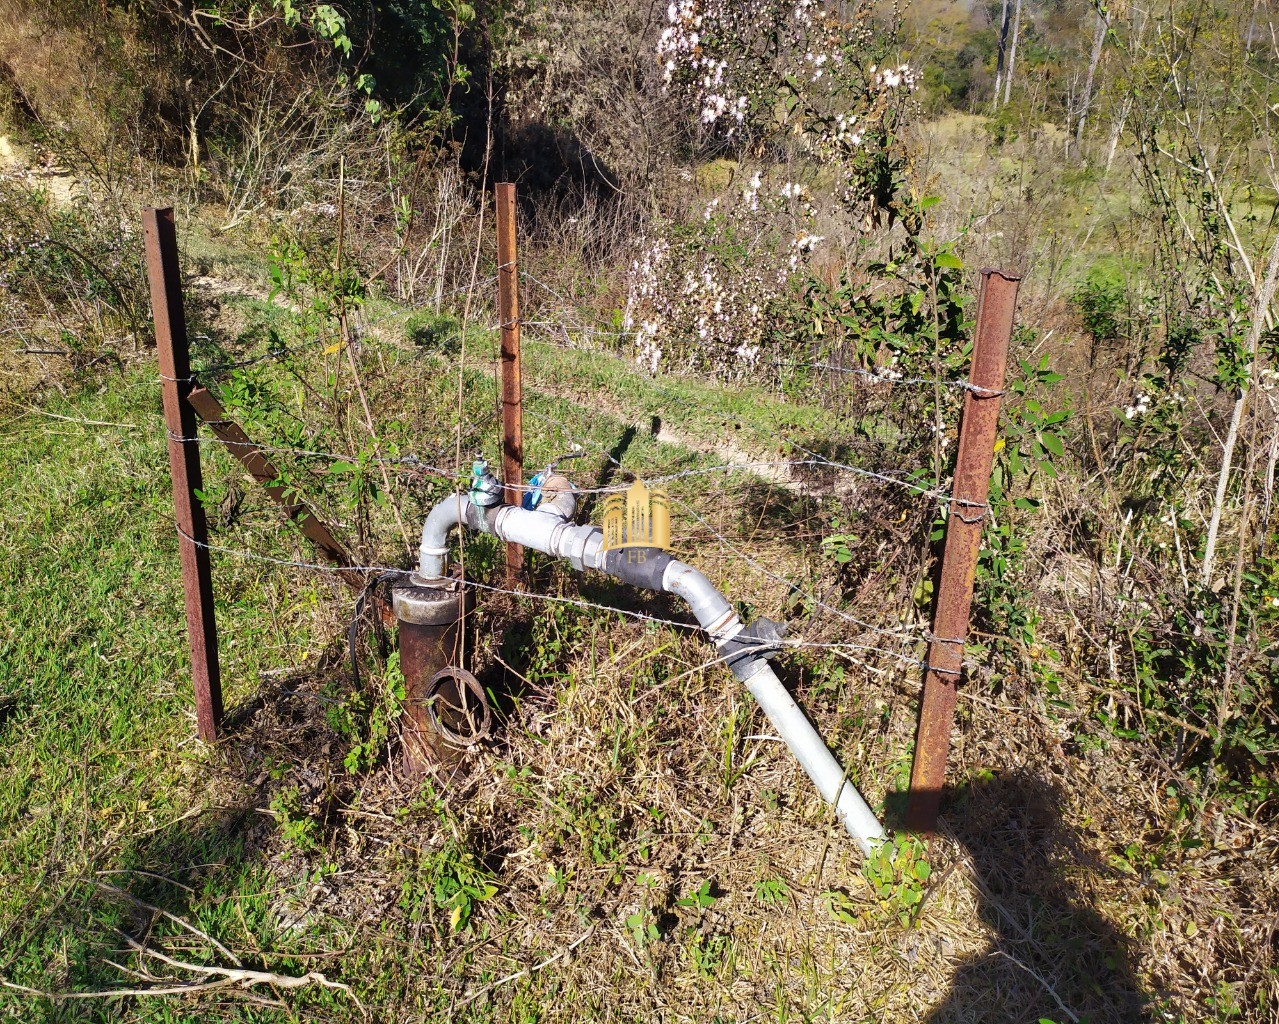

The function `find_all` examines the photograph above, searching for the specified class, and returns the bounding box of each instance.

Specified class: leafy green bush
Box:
[0,183,144,369]
[404,310,460,351]
[858,835,931,928]
[1073,262,1129,347]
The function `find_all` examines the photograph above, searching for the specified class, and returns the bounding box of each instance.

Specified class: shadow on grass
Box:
[887,772,1148,1024]
[0,807,280,1023]
[576,423,637,523]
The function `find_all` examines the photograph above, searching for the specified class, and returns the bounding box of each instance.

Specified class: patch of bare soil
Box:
[0,133,80,206]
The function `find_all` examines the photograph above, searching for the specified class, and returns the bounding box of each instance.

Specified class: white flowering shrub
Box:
[657,0,918,220]
[622,178,830,375]
[625,0,931,375]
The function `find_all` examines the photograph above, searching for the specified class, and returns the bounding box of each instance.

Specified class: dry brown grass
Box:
[178,382,1277,1021]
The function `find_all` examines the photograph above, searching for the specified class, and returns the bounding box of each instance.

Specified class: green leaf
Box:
[933,252,964,270]
[1041,432,1065,458]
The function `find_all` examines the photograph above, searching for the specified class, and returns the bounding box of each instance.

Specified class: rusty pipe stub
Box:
[393,580,477,775]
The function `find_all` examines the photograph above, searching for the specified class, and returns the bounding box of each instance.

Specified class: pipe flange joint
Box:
[392,581,469,625]
[571,529,605,572]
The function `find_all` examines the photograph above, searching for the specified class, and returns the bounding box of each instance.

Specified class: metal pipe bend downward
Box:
[414,492,886,855]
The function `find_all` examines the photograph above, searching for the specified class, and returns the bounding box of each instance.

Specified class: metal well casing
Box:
[393,580,474,775]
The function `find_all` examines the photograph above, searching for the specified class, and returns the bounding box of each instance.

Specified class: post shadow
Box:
[887,771,1149,1023]
[575,424,637,523]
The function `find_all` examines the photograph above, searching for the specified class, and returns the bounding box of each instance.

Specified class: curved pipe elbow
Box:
[662,560,737,640]
[418,492,582,580]
[418,493,480,579]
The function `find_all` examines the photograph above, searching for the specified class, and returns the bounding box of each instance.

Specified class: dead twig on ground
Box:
[94,880,241,966]
[457,926,597,1008]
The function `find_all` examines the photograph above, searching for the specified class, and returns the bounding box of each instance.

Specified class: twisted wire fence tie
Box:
[948,495,990,524]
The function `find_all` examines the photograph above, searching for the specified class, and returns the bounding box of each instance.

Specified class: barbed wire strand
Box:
[512,273,999,395]
[3,405,144,430]
[520,373,953,504]
[519,402,930,649]
[170,523,929,669]
[674,494,928,645]
[165,428,476,481]
[357,274,499,330]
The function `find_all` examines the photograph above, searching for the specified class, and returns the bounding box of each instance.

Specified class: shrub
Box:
[404,310,460,351]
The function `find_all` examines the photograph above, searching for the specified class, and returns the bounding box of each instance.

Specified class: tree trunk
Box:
[1004,0,1023,105]
[993,0,1010,107]
[1104,94,1132,173]
[1075,3,1110,151]
[1202,230,1279,585]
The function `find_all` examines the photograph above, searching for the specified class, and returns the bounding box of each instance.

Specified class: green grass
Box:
[5,271,1245,1022]
[0,378,353,1021]
[0,341,845,1021]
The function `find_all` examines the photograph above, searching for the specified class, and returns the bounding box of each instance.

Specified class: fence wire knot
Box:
[949,496,989,524]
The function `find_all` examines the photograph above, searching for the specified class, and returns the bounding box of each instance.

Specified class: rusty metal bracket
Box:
[183,385,365,592]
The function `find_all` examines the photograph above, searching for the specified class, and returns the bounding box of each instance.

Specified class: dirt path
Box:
[0,134,80,206]
[535,378,862,503]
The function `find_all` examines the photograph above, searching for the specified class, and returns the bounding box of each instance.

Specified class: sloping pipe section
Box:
[415,481,886,855]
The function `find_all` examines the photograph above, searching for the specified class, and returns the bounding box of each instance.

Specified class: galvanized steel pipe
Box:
[415,489,886,854]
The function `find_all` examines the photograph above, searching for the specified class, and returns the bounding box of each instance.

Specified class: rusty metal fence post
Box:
[495,182,524,583]
[905,268,1021,834]
[143,207,224,744]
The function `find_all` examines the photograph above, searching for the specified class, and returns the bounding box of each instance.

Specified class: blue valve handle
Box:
[522,471,546,511]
